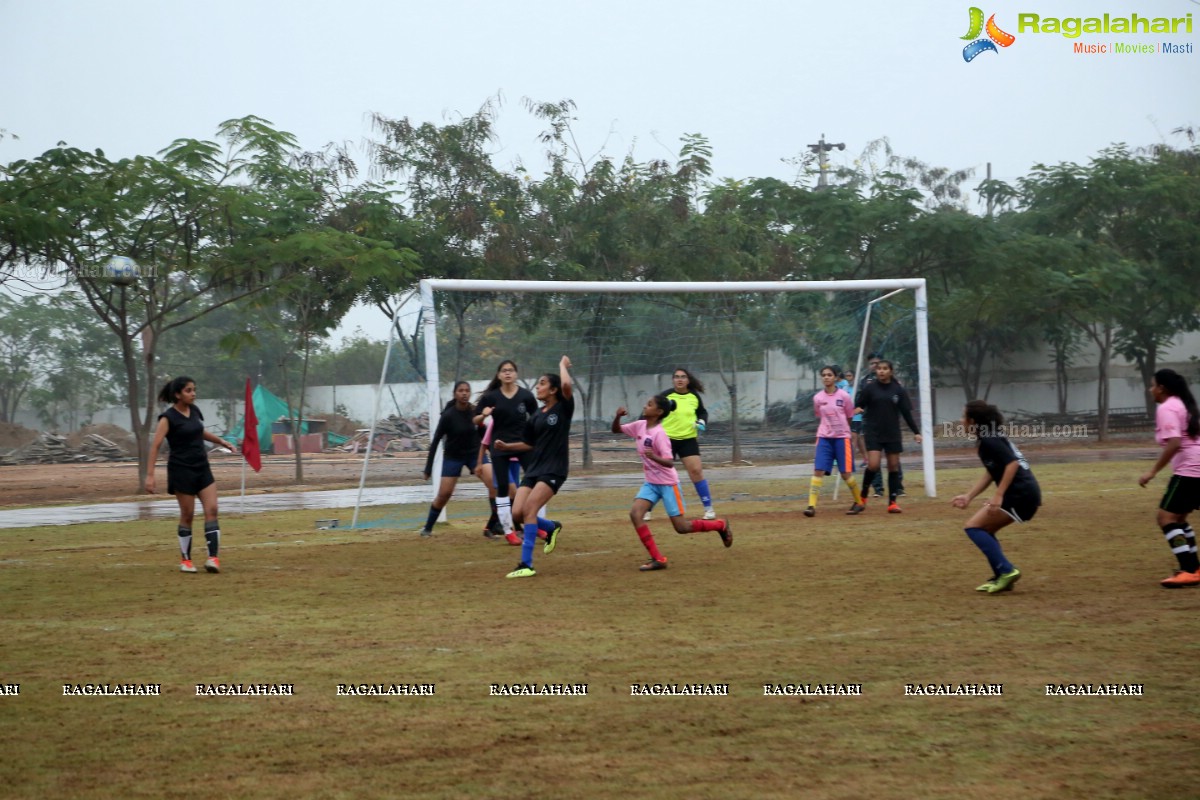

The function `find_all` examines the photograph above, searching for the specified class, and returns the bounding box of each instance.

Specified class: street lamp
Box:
[807,133,845,188]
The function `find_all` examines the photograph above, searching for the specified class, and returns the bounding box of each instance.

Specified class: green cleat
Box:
[987,568,1021,593]
[543,522,562,554]
[506,562,536,579]
[975,578,997,592]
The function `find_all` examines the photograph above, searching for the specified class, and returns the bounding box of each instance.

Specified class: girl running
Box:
[1138,369,1200,588]
[495,356,574,579]
[420,381,491,537]
[145,376,237,574]
[950,400,1041,594]
[474,360,538,544]
[613,397,733,571]
[805,366,864,517]
[654,367,717,520]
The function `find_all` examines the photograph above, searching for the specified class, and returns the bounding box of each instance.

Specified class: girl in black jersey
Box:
[146,376,237,574]
[420,381,490,537]
[852,360,922,514]
[473,360,538,545]
[950,400,1041,594]
[495,356,574,578]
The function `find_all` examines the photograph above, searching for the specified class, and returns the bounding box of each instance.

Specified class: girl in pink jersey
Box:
[1138,369,1200,588]
[612,396,732,571]
[805,366,865,517]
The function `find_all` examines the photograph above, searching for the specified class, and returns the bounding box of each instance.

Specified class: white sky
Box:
[3,0,1196,342]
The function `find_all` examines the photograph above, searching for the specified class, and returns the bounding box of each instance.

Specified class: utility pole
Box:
[807,133,845,188]
[986,162,994,218]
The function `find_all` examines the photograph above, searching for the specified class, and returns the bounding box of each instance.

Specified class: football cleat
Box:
[718,520,733,548]
[204,557,220,574]
[1160,569,1200,588]
[803,506,816,517]
[180,559,197,573]
[639,558,668,571]
[987,569,1021,593]
[506,563,536,579]
[543,522,562,554]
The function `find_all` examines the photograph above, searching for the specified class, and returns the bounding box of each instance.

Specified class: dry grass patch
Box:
[0,460,1194,799]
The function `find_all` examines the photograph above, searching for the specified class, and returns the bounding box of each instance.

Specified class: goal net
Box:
[351,279,934,528]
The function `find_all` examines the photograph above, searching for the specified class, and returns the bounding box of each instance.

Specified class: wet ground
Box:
[0,446,1154,530]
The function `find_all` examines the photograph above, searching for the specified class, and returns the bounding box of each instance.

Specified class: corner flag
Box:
[243,378,262,472]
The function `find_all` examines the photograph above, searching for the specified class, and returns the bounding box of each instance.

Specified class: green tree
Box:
[1,118,326,489]
[1016,143,1200,431]
[366,97,522,382]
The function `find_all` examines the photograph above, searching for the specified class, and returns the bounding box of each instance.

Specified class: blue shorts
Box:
[440,456,477,478]
[636,483,685,517]
[814,437,854,475]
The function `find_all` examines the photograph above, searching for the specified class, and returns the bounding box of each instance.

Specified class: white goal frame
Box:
[352,278,936,526]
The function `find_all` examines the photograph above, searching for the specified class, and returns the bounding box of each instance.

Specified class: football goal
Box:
[351,278,935,527]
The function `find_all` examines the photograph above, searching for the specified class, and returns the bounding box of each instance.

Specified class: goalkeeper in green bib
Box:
[653,368,717,520]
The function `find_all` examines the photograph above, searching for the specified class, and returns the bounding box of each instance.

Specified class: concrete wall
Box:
[17,331,1198,434]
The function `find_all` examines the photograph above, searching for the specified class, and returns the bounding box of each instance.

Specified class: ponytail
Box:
[1155,369,1200,438]
[158,376,194,405]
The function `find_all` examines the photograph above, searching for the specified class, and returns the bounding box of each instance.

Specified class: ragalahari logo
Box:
[962,7,1016,61]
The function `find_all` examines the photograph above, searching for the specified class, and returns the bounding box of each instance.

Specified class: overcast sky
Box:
[3,0,1195,340]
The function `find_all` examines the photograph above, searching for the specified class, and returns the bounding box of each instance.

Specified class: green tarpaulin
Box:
[228,384,309,454]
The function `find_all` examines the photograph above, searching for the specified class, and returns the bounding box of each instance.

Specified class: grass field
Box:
[1,459,1196,799]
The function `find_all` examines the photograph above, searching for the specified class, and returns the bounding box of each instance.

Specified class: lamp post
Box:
[807,133,845,188]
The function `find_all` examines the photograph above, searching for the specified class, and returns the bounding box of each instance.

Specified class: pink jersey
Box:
[1156,396,1200,478]
[621,419,679,485]
[813,388,854,439]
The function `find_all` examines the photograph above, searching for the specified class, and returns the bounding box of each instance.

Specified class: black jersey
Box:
[475,387,537,445]
[854,379,919,441]
[425,403,480,473]
[522,395,575,480]
[158,406,209,469]
[977,434,1041,503]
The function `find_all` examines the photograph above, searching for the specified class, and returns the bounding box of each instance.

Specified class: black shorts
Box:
[522,473,566,494]
[1160,474,1200,515]
[850,420,863,435]
[999,493,1041,523]
[864,437,903,455]
[670,437,700,460]
[168,463,215,496]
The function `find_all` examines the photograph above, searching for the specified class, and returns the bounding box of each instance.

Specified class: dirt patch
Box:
[0,421,39,450]
[0,437,1157,509]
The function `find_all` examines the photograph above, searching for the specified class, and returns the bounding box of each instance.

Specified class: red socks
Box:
[690,519,725,533]
[636,525,665,561]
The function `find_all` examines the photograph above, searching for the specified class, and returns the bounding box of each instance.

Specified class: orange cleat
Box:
[1160,570,1200,588]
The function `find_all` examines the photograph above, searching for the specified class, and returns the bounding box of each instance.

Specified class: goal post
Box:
[414,278,937,502]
